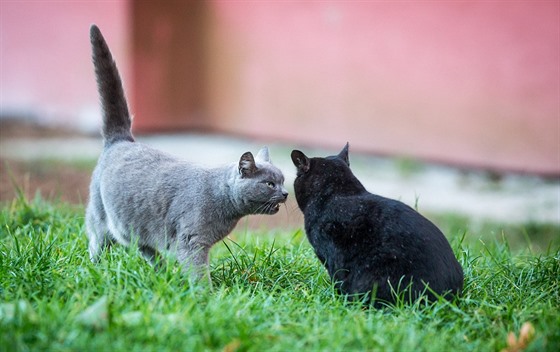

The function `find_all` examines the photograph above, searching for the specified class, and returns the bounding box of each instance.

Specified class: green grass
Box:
[1,195,559,352]
[432,213,560,254]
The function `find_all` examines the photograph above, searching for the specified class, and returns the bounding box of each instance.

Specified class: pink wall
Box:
[1,1,129,131]
[1,2,558,174]
[203,1,559,174]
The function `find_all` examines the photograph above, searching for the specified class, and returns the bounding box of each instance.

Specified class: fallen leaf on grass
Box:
[501,322,535,352]
[223,338,241,352]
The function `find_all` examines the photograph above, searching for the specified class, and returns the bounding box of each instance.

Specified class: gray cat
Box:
[86,25,288,282]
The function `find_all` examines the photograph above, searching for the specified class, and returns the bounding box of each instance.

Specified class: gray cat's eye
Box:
[266,181,276,189]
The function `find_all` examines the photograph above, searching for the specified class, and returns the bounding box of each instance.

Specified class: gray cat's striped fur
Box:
[86,25,287,282]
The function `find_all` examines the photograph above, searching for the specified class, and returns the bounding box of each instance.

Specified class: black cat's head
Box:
[291,143,364,211]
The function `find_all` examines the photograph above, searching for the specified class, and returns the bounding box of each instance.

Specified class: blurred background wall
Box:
[1,0,130,132]
[1,1,558,175]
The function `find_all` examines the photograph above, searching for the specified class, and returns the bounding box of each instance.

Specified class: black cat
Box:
[291,144,464,307]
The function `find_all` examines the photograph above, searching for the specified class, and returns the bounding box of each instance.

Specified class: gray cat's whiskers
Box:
[281,202,290,217]
[288,203,303,215]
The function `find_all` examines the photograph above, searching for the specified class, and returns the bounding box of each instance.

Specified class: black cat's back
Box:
[292,145,464,307]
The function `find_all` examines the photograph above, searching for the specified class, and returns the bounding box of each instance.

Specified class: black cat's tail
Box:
[90,24,134,146]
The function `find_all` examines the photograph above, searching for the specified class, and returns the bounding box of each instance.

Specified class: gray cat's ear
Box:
[338,142,350,166]
[255,146,271,163]
[239,152,257,176]
[291,150,310,173]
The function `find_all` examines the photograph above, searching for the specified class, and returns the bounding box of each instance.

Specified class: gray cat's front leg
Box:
[178,234,212,285]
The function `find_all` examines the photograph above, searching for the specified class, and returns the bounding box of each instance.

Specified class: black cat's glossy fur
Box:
[291,144,463,307]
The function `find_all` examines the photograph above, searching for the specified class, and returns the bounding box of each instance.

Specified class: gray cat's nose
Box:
[282,190,288,200]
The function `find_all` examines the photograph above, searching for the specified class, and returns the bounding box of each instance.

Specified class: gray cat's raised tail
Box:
[90,24,134,146]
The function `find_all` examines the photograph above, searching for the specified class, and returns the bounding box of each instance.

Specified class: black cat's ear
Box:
[291,150,310,173]
[338,142,350,166]
[239,152,257,176]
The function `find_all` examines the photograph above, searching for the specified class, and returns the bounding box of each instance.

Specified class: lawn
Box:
[1,194,559,351]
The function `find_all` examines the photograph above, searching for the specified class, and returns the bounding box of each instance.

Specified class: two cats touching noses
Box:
[87,25,464,308]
